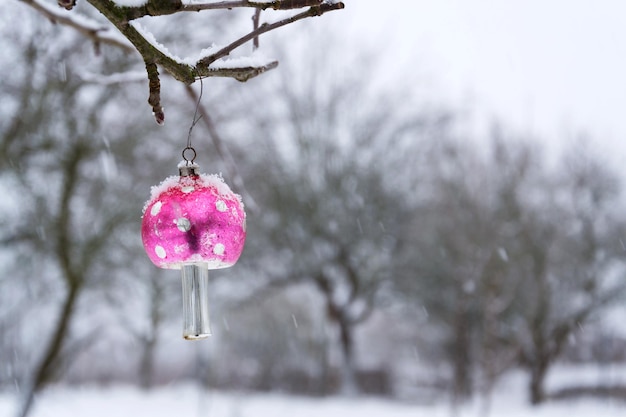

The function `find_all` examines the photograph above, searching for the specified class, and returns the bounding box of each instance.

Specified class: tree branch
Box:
[198,3,344,66]
[86,0,196,83]
[21,0,344,123]
[97,0,338,19]
[252,8,262,50]
[200,60,279,81]
[182,0,335,13]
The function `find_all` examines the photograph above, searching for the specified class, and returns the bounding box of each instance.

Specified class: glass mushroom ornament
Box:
[141,160,246,340]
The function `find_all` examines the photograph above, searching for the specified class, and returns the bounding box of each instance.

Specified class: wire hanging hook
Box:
[183,72,204,165]
[182,146,197,164]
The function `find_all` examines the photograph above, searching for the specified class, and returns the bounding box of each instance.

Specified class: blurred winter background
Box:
[2,1,626,416]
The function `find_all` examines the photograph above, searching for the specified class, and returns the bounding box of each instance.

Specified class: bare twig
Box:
[19,0,134,52]
[146,62,165,125]
[198,3,344,66]
[20,0,344,122]
[252,8,261,50]
[184,0,330,12]
[202,61,279,82]
[57,0,76,11]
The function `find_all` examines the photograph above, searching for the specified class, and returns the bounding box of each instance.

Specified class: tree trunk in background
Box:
[529,356,549,405]
[452,295,473,403]
[338,315,357,395]
[18,283,82,417]
[139,336,157,389]
[318,330,331,395]
[525,235,551,406]
[138,277,164,389]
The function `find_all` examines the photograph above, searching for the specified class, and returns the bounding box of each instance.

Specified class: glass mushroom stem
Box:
[181,263,211,340]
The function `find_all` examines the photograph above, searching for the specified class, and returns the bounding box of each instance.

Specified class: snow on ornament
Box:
[141,160,246,340]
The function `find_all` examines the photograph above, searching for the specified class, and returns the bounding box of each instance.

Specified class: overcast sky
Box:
[321,0,626,160]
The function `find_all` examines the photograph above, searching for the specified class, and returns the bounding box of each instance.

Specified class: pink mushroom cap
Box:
[141,173,246,269]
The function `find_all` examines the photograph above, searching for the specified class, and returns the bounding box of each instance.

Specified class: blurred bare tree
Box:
[0,14,164,415]
[513,144,626,404]
[229,44,444,394]
[396,131,626,406]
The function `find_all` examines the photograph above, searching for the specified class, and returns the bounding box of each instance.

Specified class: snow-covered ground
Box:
[1,368,625,417]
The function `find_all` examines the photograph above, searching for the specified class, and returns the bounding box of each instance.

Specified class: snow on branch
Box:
[19,0,344,124]
[181,0,341,13]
